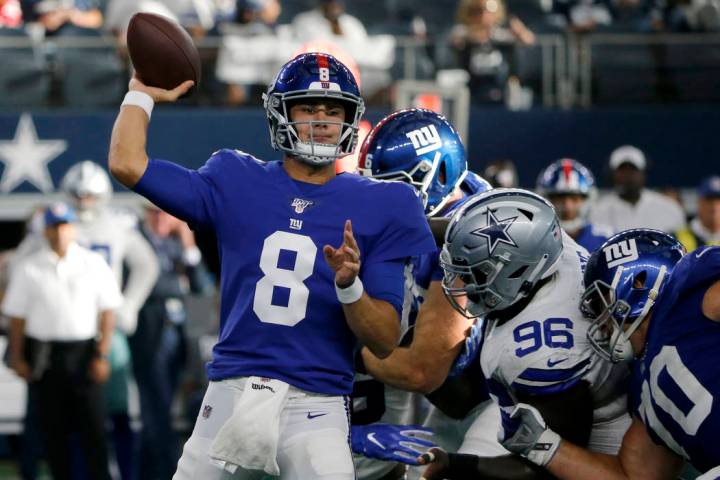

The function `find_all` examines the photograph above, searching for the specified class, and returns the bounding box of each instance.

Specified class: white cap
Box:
[609,145,646,171]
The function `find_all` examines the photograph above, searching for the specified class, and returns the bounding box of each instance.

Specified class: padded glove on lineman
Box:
[499,403,561,467]
[351,424,437,465]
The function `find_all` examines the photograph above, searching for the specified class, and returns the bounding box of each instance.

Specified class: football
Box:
[127,13,201,95]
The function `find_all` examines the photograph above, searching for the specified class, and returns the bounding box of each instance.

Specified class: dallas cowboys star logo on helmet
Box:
[471,209,518,255]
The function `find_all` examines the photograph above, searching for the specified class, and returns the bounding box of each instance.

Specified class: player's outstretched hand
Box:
[129,75,194,103]
[417,447,449,480]
[323,219,361,288]
[351,424,437,465]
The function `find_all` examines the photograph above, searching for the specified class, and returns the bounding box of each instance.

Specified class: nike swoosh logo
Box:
[547,358,568,368]
[696,248,712,259]
[307,412,328,419]
[367,432,386,450]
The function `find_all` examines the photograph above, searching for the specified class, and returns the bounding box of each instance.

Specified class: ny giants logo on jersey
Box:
[405,124,442,156]
[604,238,639,268]
[291,198,314,214]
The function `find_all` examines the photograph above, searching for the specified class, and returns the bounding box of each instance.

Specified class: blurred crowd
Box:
[2,0,720,107]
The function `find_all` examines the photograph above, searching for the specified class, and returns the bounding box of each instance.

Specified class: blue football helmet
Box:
[580,229,685,363]
[358,109,468,217]
[536,158,596,232]
[263,52,365,166]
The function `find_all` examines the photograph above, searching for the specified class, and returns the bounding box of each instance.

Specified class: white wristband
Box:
[121,91,154,119]
[335,277,363,304]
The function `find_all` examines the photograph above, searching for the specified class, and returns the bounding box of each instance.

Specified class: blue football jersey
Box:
[575,223,612,254]
[134,150,436,395]
[631,246,720,472]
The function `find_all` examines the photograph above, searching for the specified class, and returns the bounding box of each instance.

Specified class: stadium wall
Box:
[0,105,717,209]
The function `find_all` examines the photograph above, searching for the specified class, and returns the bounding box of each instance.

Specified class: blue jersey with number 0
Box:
[631,246,720,472]
[133,150,436,395]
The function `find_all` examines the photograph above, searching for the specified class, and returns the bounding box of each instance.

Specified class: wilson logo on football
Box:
[603,238,639,268]
[406,125,442,156]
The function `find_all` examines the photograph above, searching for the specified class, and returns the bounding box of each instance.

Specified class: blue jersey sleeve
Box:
[364,183,436,265]
[663,246,720,306]
[132,154,225,229]
[362,258,405,315]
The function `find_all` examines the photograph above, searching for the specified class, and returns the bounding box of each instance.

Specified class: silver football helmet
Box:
[60,161,112,216]
[440,189,564,318]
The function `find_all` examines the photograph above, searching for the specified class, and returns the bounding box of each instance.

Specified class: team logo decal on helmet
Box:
[471,209,518,255]
[580,229,685,363]
[440,189,564,318]
[358,109,468,217]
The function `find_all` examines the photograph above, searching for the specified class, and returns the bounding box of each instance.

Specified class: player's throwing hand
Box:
[323,219,361,288]
[128,75,194,103]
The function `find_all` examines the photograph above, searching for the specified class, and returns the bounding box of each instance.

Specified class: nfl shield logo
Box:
[202,405,213,419]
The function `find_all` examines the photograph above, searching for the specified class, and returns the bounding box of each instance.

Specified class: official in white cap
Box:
[589,145,686,234]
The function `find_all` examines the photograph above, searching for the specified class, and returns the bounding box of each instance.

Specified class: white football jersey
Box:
[12,207,159,333]
[480,233,630,452]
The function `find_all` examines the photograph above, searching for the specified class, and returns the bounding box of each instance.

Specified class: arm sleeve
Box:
[95,257,124,311]
[362,258,405,316]
[132,154,223,229]
[121,229,160,310]
[364,184,436,265]
[1,265,30,318]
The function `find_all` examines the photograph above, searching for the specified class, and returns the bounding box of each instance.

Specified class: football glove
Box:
[351,424,437,465]
[499,403,561,467]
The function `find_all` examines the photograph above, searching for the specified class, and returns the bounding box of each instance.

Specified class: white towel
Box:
[209,377,290,475]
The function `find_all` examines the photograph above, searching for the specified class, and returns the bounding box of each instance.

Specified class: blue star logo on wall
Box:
[471,209,518,255]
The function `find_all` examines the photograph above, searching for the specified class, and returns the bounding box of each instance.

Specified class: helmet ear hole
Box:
[509,265,528,279]
[633,270,647,289]
[438,161,447,186]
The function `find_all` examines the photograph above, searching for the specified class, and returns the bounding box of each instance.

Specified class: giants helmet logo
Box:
[405,125,442,156]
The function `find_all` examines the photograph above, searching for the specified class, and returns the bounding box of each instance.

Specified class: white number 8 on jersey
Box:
[253,231,317,326]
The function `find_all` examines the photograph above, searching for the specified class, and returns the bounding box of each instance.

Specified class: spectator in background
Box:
[483,158,518,188]
[130,202,213,480]
[0,0,22,28]
[651,0,720,32]
[2,203,122,480]
[547,0,613,32]
[604,0,663,32]
[590,145,686,233]
[104,0,178,42]
[20,0,103,36]
[675,175,720,251]
[291,0,368,43]
[449,0,535,103]
[536,158,613,253]
[219,0,281,105]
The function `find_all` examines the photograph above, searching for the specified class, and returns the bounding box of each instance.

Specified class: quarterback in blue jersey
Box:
[500,229,720,478]
[537,158,613,253]
[108,53,436,479]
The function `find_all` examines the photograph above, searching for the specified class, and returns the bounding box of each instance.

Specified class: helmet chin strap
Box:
[609,329,635,363]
